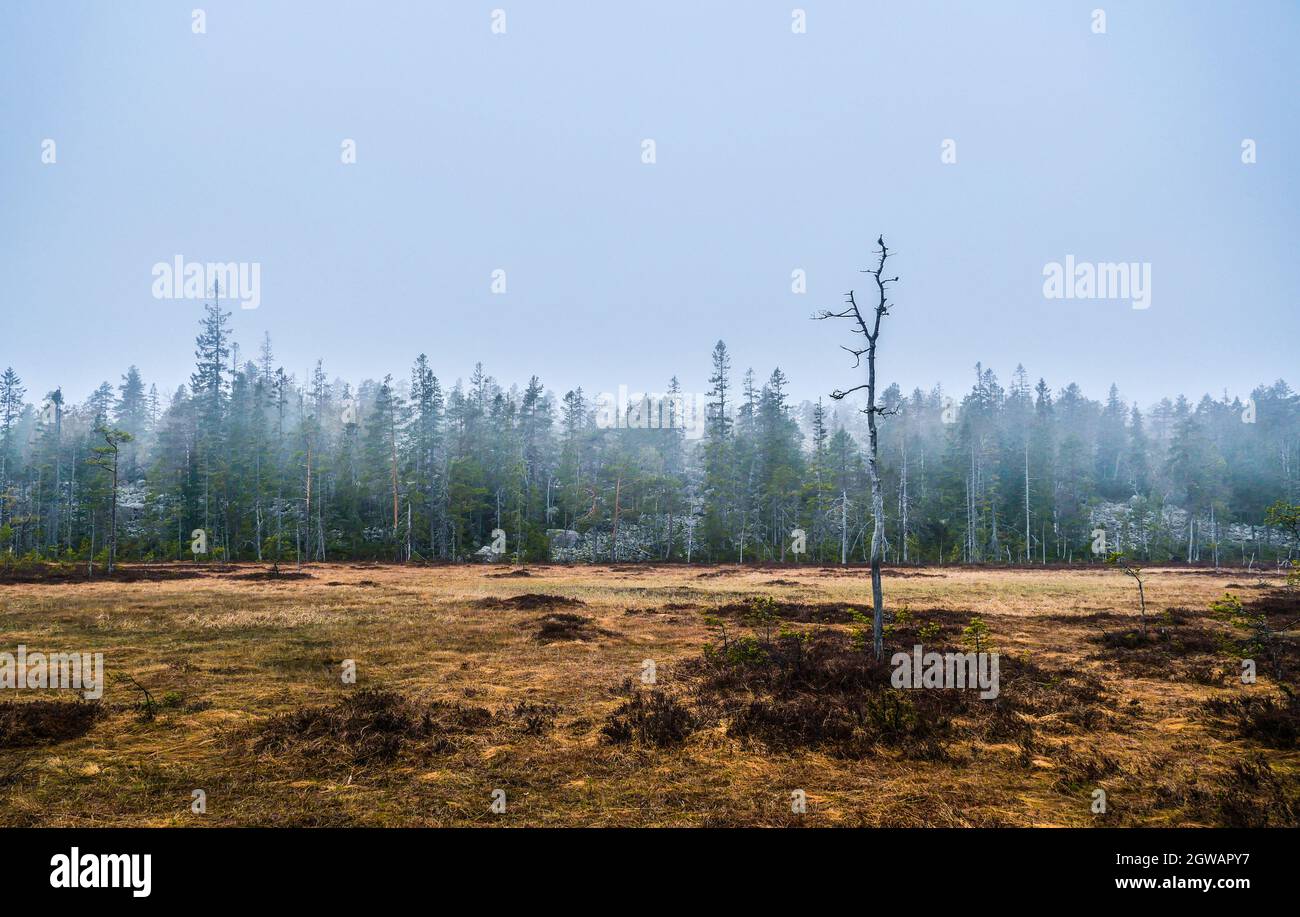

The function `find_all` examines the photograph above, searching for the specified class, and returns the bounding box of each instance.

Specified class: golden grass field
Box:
[1,562,1296,827]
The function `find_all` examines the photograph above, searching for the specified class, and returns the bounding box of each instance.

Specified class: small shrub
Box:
[962,617,994,654]
[1204,688,1300,748]
[0,700,102,747]
[508,700,561,735]
[254,689,493,766]
[1214,755,1298,827]
[531,612,607,642]
[1211,591,1295,680]
[600,690,697,747]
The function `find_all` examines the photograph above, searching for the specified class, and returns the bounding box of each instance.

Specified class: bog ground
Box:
[0,563,1296,827]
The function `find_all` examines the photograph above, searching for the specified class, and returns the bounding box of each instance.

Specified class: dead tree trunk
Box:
[610,474,622,563]
[304,438,312,562]
[1024,440,1031,563]
[899,433,909,563]
[390,426,400,541]
[840,489,848,565]
[106,447,118,574]
[816,236,899,660]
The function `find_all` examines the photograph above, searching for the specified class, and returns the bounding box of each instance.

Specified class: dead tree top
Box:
[813,235,899,417]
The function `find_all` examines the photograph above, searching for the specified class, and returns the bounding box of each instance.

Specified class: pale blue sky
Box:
[2,1,1296,409]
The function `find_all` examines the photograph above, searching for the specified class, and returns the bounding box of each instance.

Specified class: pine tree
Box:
[0,368,26,523]
[701,340,734,559]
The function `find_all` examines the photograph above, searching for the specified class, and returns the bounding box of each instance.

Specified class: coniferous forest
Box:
[2,301,1296,569]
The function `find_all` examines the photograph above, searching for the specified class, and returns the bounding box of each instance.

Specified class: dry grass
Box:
[0,562,1295,826]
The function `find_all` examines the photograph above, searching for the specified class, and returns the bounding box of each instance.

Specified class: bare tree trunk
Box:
[840,489,847,565]
[1024,440,1031,564]
[390,425,399,543]
[105,448,118,574]
[865,404,885,656]
[304,439,312,562]
[108,454,117,573]
[319,487,326,562]
[899,434,909,563]
[665,499,673,561]
[610,474,622,563]
[254,447,263,561]
[965,472,972,562]
[1211,505,1219,570]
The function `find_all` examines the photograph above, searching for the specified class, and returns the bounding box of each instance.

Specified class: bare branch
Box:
[829,384,870,400]
[840,345,868,368]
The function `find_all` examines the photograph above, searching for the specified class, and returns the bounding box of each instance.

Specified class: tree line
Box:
[1,302,1297,568]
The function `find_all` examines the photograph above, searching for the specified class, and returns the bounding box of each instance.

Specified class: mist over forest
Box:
[2,300,1295,568]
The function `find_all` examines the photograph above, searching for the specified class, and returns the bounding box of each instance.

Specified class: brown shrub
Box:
[1090,612,1234,683]
[530,612,610,642]
[1203,688,1300,748]
[1155,756,1300,827]
[253,688,492,766]
[600,690,698,747]
[0,699,102,747]
[672,628,1107,758]
[507,700,562,735]
[1212,756,1299,827]
[476,593,585,610]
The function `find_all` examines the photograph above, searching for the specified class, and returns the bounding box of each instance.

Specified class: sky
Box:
[1,1,1297,413]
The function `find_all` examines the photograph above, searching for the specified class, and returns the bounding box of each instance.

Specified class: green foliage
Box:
[848,607,873,652]
[883,603,912,639]
[1211,592,1294,681]
[1265,501,1300,539]
[962,616,993,654]
[742,595,779,632]
[1209,592,1244,621]
[723,635,767,666]
[878,603,920,639]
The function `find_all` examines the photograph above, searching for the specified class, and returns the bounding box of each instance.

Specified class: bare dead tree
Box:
[610,473,623,563]
[303,435,312,568]
[815,236,899,660]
